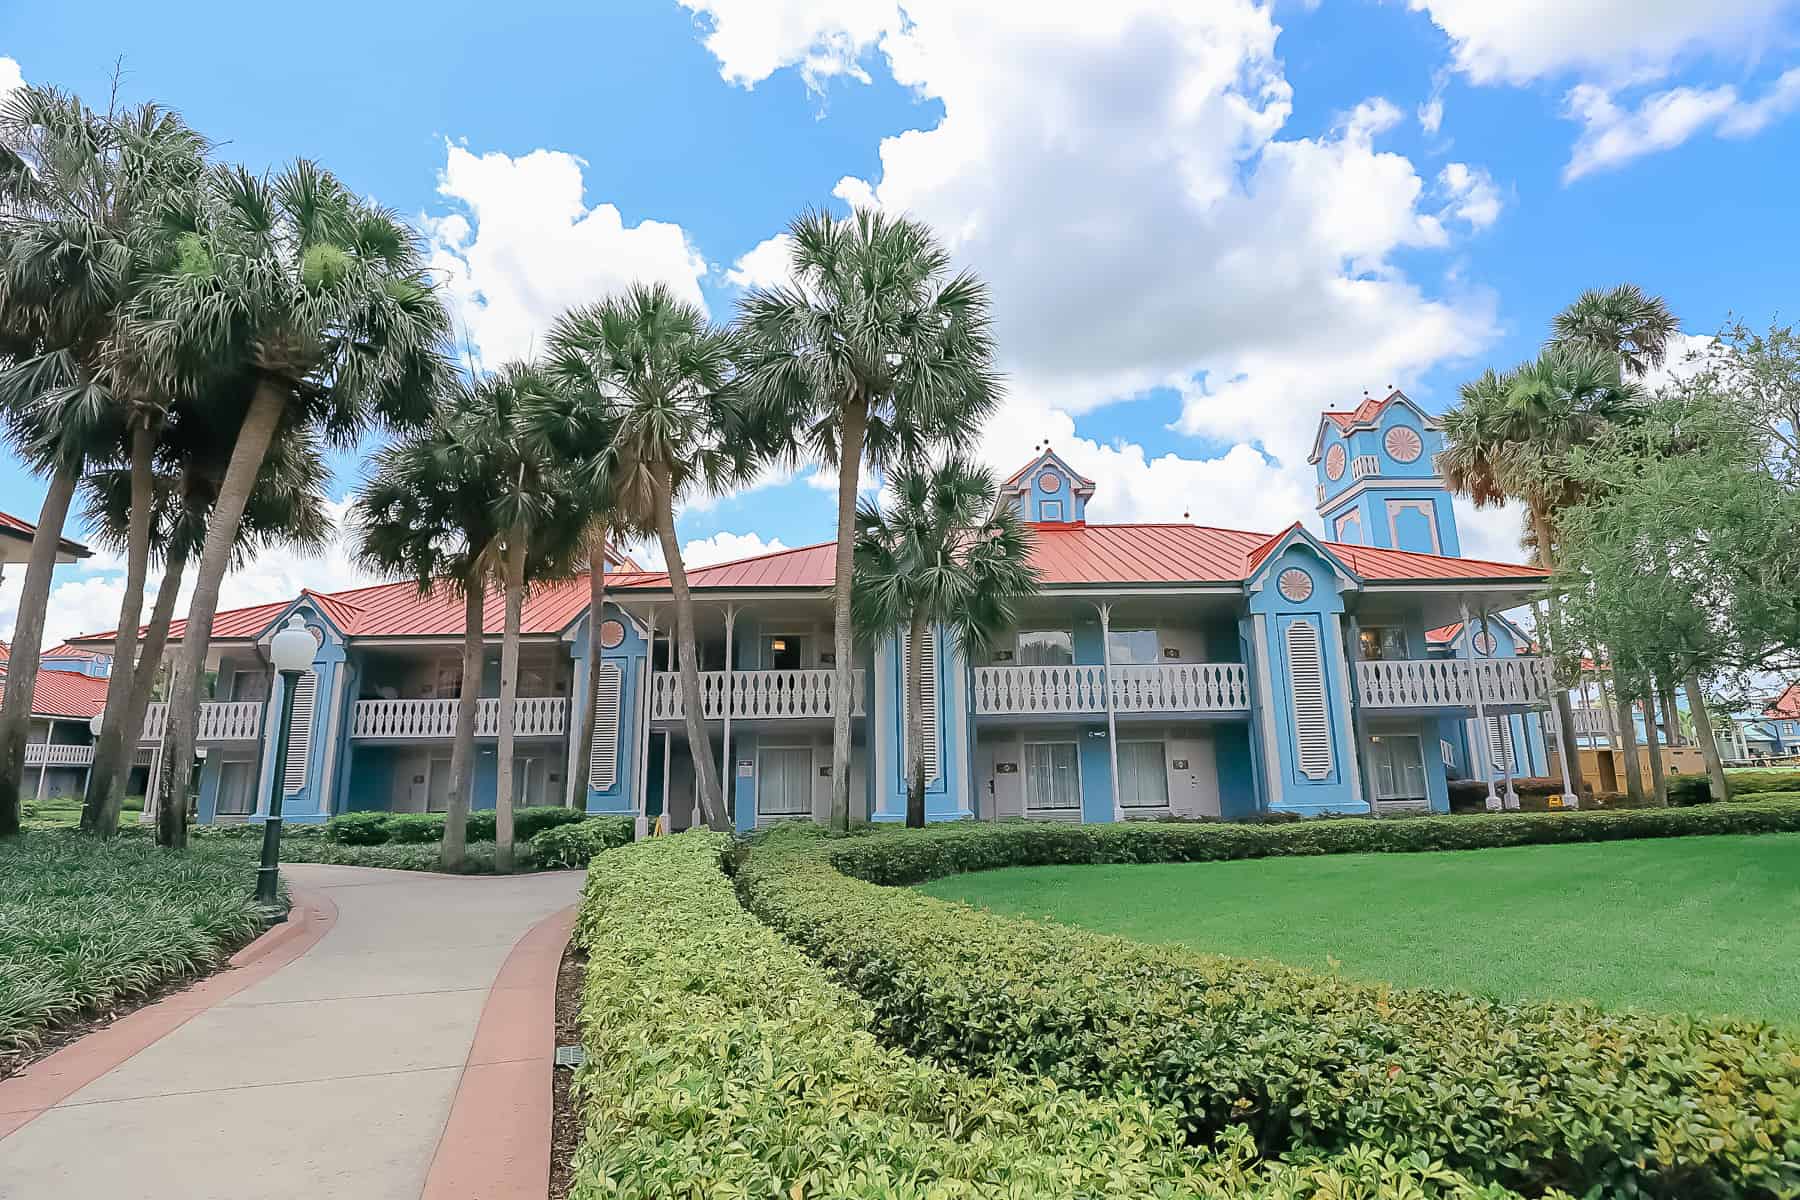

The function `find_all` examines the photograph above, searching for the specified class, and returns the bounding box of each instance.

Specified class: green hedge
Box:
[281,815,633,873]
[824,795,1800,885]
[529,817,633,869]
[1669,767,1800,805]
[736,820,1800,1199]
[322,805,586,846]
[570,832,1526,1199]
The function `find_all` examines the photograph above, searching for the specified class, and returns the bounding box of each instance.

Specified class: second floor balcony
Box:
[972,662,1251,717]
[140,700,266,744]
[651,669,866,721]
[1355,656,1553,711]
[350,697,569,740]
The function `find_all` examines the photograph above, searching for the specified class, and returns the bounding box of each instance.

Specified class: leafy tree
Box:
[737,208,1000,831]
[0,84,206,834]
[138,160,450,847]
[544,284,750,833]
[852,457,1037,827]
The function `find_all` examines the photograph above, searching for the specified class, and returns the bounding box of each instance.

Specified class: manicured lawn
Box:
[920,832,1800,1025]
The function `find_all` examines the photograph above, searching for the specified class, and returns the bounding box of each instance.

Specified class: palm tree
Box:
[1440,345,1648,799]
[80,404,331,832]
[852,457,1037,827]
[138,160,450,847]
[355,389,507,871]
[1550,284,1679,379]
[527,354,637,810]
[544,285,750,833]
[737,207,1000,831]
[0,85,206,834]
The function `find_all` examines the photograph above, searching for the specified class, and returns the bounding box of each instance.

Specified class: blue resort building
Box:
[71,392,1580,831]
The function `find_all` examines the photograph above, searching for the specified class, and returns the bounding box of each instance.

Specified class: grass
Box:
[920,832,1800,1025]
[22,793,144,830]
[0,829,269,1052]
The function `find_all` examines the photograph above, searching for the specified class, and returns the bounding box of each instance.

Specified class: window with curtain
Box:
[1015,630,1073,665]
[1023,742,1080,814]
[1367,734,1426,800]
[758,748,813,818]
[1118,741,1170,810]
[1106,628,1160,664]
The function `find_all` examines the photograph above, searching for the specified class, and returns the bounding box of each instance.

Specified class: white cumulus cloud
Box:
[424,142,711,370]
[725,232,797,290]
[0,56,23,98]
[1563,70,1800,180]
[630,530,795,571]
[1437,162,1503,229]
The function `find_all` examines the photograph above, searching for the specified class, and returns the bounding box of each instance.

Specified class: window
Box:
[1367,734,1426,800]
[764,636,802,670]
[1118,741,1170,811]
[587,663,622,791]
[1357,626,1408,661]
[1015,630,1073,666]
[1106,629,1160,664]
[282,672,318,795]
[1285,618,1333,780]
[1023,741,1081,816]
[215,759,257,816]
[228,670,270,702]
[1040,500,1063,522]
[757,747,814,820]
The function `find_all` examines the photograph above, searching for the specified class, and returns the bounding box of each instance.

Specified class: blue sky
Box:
[3,0,1799,643]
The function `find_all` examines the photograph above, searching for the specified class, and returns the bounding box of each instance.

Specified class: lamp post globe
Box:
[257,616,314,906]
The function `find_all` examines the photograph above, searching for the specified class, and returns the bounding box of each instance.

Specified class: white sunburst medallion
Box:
[1324,443,1346,481]
[1037,470,1062,493]
[1384,426,1423,463]
[1277,568,1314,604]
[600,619,626,649]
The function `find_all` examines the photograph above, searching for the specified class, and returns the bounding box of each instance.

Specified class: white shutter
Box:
[902,629,940,786]
[1485,716,1517,773]
[587,663,622,790]
[1285,619,1333,780]
[282,672,318,794]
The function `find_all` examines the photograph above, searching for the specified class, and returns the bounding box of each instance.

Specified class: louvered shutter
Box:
[1284,620,1333,780]
[282,672,318,794]
[901,629,940,786]
[1485,716,1517,773]
[587,663,622,790]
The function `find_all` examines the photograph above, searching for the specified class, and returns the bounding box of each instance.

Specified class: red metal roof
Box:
[1764,683,1800,720]
[613,542,839,592]
[42,642,108,661]
[1321,392,1393,432]
[25,668,109,719]
[0,510,91,558]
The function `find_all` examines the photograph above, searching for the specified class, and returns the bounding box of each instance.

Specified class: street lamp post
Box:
[257,616,315,907]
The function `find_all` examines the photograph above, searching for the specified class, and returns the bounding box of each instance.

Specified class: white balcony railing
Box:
[1351,454,1381,479]
[1355,657,1554,710]
[350,697,568,740]
[1571,706,1618,736]
[972,662,1251,717]
[139,701,266,744]
[652,669,866,721]
[24,743,95,767]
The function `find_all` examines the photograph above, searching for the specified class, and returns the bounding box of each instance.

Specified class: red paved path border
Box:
[421,903,578,1200]
[0,885,338,1140]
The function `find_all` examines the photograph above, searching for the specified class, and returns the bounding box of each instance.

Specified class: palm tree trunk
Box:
[828,392,868,832]
[905,611,927,829]
[650,468,727,832]
[1609,671,1646,805]
[0,460,80,836]
[1659,682,1683,748]
[156,381,285,848]
[441,574,484,872]
[1642,689,1668,805]
[83,420,158,835]
[573,537,607,810]
[114,541,187,809]
[1528,508,1586,796]
[495,531,525,874]
[1683,673,1732,802]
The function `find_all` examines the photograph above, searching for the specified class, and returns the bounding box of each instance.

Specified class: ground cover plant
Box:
[922,832,1800,1023]
[569,831,1529,1199]
[21,793,144,830]
[0,830,268,1051]
[735,816,1800,1199]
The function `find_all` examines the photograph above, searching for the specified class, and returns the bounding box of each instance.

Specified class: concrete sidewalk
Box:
[0,863,583,1200]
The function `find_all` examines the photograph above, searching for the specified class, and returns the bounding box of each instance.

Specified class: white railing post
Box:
[1463,603,1500,810]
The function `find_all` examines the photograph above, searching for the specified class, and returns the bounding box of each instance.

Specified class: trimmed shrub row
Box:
[570,832,1527,1199]
[736,819,1800,1199]
[283,815,633,873]
[528,817,633,868]
[1669,767,1800,806]
[322,805,585,846]
[826,795,1800,885]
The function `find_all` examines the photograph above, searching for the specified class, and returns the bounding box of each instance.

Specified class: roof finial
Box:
[1182,511,1190,520]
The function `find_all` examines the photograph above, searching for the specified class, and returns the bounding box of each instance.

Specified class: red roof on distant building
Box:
[1764,683,1800,720]
[65,522,1544,646]
[1322,393,1393,432]
[0,641,9,665]
[27,668,109,719]
[42,642,108,661]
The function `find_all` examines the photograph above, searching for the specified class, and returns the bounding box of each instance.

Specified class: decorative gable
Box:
[1002,448,1093,524]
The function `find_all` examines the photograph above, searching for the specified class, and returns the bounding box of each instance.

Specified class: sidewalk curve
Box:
[0,863,583,1200]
